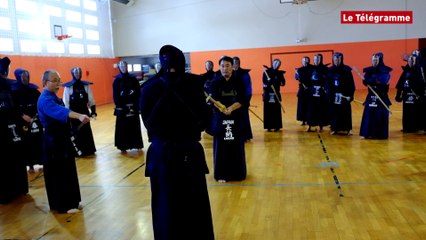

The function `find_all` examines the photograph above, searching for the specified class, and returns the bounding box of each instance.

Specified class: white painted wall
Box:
[111,0,426,57]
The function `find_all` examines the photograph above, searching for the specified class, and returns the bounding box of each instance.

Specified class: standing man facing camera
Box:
[38,70,90,213]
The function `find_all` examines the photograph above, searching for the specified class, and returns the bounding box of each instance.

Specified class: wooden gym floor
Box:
[1,89,426,240]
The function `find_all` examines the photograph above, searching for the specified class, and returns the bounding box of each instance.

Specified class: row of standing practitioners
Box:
[262,50,426,139]
[294,52,358,135]
[199,52,375,182]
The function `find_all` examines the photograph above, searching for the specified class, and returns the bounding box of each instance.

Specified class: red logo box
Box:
[341,11,413,24]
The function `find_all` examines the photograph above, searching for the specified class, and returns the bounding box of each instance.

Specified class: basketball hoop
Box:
[57,34,72,40]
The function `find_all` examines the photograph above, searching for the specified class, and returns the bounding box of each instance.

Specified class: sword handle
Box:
[204,92,226,112]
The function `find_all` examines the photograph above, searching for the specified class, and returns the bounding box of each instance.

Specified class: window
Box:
[18,19,41,35]
[66,10,82,23]
[0,38,14,52]
[69,43,85,54]
[65,0,80,7]
[20,40,42,53]
[15,0,38,14]
[68,27,83,38]
[47,41,65,54]
[0,17,11,30]
[1,0,112,57]
[87,44,100,55]
[83,0,97,11]
[44,5,62,17]
[0,0,8,9]
[133,64,142,72]
[84,14,98,26]
[86,29,99,40]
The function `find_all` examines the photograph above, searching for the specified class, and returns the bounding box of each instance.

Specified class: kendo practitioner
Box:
[140,45,214,240]
[295,56,312,126]
[262,59,286,132]
[233,56,253,141]
[210,56,248,182]
[0,57,28,204]
[11,68,43,173]
[201,60,217,135]
[359,53,393,139]
[63,67,97,156]
[326,52,355,135]
[306,53,329,132]
[416,48,426,132]
[37,70,90,213]
[201,60,216,94]
[395,54,425,133]
[113,60,144,152]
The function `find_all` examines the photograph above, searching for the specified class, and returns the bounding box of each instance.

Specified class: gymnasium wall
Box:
[111,0,425,57]
[190,38,419,94]
[4,38,418,105]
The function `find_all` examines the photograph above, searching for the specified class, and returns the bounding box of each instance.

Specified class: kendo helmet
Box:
[0,56,11,76]
[159,45,186,74]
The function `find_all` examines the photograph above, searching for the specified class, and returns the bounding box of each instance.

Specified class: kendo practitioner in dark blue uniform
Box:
[395,54,425,133]
[326,52,355,135]
[113,60,144,152]
[201,60,217,135]
[306,53,329,132]
[38,70,90,214]
[63,67,97,156]
[415,49,426,132]
[210,56,248,182]
[201,60,216,94]
[0,57,28,204]
[233,56,253,141]
[262,59,286,132]
[11,68,43,173]
[295,56,312,126]
[360,53,393,139]
[140,45,214,240]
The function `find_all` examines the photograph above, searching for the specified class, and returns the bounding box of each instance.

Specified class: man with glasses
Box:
[37,70,90,213]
